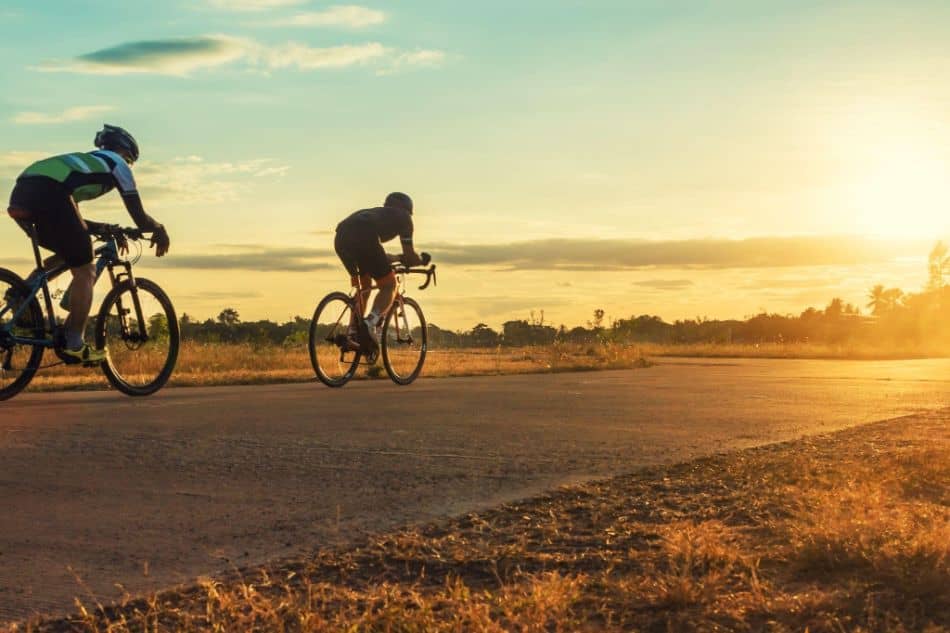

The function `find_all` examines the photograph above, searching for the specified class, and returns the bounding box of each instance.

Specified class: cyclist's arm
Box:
[397,214,422,266]
[105,153,169,256]
[97,151,162,232]
[84,219,109,234]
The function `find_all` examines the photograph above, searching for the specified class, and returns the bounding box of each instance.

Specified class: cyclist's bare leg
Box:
[367,275,396,325]
[63,263,95,350]
[348,274,373,327]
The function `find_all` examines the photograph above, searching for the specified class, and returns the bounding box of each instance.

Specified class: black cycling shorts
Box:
[9,176,93,267]
[334,220,391,281]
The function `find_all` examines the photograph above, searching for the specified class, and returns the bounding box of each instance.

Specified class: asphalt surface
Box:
[1,357,948,622]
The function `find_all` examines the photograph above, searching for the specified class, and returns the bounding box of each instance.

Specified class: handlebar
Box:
[392,263,437,290]
[91,225,146,241]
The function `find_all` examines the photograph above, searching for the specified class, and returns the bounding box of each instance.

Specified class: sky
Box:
[1,0,949,330]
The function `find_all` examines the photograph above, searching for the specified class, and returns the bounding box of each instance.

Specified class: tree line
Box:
[176,242,950,349]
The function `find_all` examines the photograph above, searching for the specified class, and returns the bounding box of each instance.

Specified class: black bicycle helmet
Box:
[94,124,140,162]
[384,191,413,214]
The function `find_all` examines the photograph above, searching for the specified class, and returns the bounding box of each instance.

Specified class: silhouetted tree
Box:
[928,241,949,291]
[217,308,240,326]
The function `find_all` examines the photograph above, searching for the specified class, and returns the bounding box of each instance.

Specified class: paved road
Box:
[1,357,948,622]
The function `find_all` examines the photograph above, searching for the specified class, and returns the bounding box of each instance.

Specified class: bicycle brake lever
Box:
[418,265,436,290]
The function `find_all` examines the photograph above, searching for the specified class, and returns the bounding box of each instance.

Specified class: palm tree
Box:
[929,241,949,291]
[867,285,887,315]
[866,285,904,316]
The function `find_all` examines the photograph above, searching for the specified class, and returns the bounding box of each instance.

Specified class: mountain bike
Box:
[309,259,436,387]
[0,219,179,400]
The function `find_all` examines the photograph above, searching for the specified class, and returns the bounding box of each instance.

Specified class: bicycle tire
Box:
[95,278,179,396]
[0,268,45,401]
[309,291,361,387]
[382,296,427,385]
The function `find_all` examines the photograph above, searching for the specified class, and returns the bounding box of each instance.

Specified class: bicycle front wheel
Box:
[309,291,361,387]
[95,278,179,396]
[382,296,427,385]
[0,268,45,401]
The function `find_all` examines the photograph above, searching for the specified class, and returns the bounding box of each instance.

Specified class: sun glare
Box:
[834,105,950,239]
[853,145,950,238]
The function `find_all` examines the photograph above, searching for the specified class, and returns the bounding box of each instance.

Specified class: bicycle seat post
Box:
[26,224,45,272]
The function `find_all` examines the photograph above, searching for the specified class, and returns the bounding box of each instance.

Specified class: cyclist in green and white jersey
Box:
[6,124,170,364]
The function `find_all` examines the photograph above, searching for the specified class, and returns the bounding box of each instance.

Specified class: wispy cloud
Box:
[33,36,439,76]
[13,105,115,125]
[271,5,386,28]
[430,237,928,271]
[0,151,47,179]
[257,41,386,70]
[33,36,250,76]
[633,279,695,290]
[136,155,291,204]
[206,0,306,11]
[151,245,334,272]
[377,49,446,75]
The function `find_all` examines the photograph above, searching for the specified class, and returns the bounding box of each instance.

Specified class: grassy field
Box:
[22,341,652,392]
[18,339,949,393]
[17,409,949,632]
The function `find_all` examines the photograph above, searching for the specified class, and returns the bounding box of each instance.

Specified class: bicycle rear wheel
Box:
[382,296,427,385]
[95,278,179,396]
[309,291,361,387]
[0,269,45,401]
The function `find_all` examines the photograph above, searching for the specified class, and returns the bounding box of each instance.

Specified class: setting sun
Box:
[850,142,950,238]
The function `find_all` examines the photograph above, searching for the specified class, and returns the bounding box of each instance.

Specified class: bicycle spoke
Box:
[96,279,179,396]
[0,270,44,400]
[310,293,361,387]
[382,297,427,385]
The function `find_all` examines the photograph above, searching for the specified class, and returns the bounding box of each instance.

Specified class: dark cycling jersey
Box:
[336,206,413,247]
[17,150,159,230]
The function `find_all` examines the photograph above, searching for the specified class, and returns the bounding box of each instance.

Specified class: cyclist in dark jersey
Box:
[6,124,170,364]
[335,192,424,349]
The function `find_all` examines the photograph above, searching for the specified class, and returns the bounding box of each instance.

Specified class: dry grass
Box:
[18,339,949,394]
[13,409,949,632]
[637,340,950,360]
[22,341,652,392]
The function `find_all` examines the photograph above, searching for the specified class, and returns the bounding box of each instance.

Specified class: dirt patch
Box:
[18,408,949,632]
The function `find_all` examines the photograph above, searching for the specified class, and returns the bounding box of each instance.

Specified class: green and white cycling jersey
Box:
[21,150,137,202]
[18,150,158,231]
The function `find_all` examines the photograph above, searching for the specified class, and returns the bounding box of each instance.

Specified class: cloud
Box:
[257,42,386,70]
[207,0,306,11]
[377,49,446,75]
[135,156,291,205]
[33,36,437,76]
[0,151,47,179]
[633,279,695,290]
[34,36,250,76]
[271,5,386,28]
[429,237,928,271]
[151,245,334,272]
[179,290,264,301]
[13,105,115,125]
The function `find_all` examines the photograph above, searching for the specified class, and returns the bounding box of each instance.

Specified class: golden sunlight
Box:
[852,144,950,237]
[833,104,950,238]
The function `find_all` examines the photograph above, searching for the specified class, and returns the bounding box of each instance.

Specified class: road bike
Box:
[0,218,179,400]
[309,259,436,387]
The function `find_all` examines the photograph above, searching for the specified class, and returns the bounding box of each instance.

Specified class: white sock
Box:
[365,311,381,328]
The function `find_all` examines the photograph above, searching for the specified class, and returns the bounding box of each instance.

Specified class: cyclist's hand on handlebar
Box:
[150,224,170,257]
[420,252,431,266]
[115,230,130,255]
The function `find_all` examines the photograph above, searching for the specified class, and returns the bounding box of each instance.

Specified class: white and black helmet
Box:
[94,124,140,162]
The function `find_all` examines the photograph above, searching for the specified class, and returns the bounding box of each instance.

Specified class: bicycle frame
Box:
[0,226,147,350]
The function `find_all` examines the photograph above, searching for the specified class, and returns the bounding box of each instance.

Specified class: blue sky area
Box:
[1,1,948,327]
